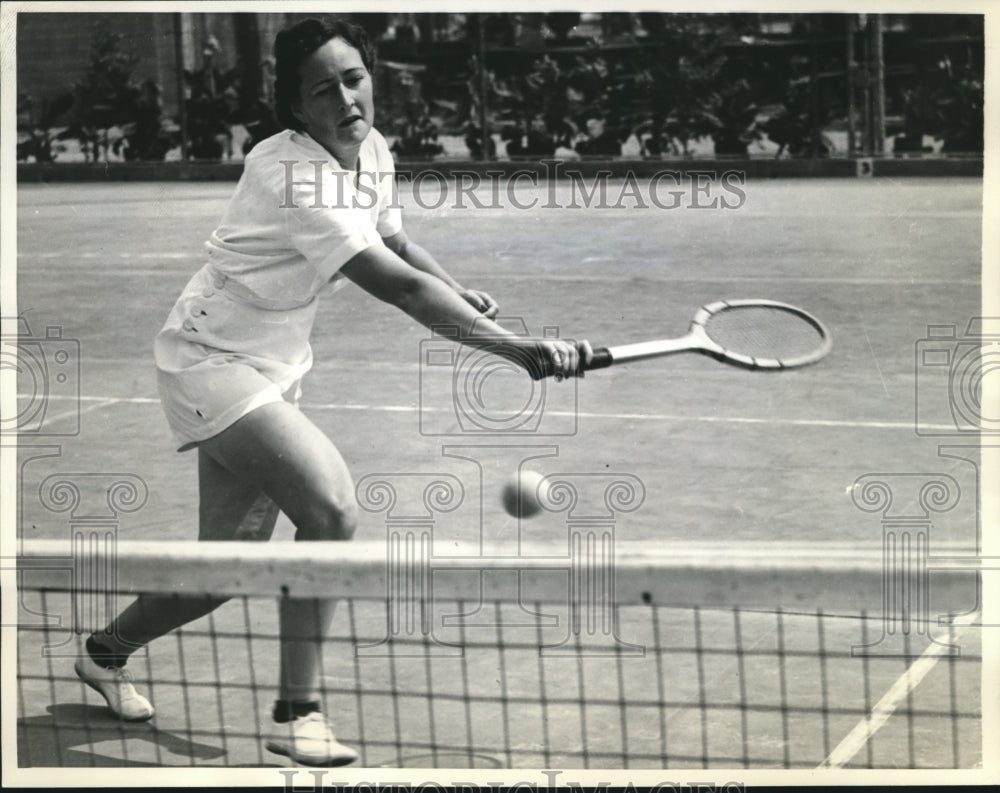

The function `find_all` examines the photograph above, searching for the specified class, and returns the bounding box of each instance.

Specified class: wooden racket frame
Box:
[584,299,833,372]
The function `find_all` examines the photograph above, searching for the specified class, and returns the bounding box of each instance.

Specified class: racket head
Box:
[692,299,832,370]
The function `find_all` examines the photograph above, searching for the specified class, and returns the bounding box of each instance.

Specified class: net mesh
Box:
[703,304,827,362]
[14,541,982,769]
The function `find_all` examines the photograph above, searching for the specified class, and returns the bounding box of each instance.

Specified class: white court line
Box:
[18,393,956,432]
[13,260,978,287]
[819,610,981,769]
[39,398,120,425]
[17,251,195,260]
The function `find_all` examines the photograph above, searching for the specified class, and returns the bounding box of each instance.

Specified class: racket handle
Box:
[584,347,614,371]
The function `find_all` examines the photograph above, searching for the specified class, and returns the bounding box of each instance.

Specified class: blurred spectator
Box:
[123,79,174,161]
[503,114,556,158]
[635,116,674,157]
[464,120,496,159]
[242,57,282,155]
[574,117,622,156]
[16,92,72,162]
[185,35,234,160]
[391,103,444,159]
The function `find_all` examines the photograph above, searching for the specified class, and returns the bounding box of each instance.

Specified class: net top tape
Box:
[15,540,977,615]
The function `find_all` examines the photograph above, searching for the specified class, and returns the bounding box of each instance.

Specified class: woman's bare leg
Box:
[90,446,281,657]
[195,402,358,705]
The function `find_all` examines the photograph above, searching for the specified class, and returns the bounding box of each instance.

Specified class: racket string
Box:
[703,305,828,364]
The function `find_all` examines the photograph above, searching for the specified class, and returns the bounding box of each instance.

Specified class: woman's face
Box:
[293,36,373,163]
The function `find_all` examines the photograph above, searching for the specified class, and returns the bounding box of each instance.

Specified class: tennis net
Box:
[14,538,982,769]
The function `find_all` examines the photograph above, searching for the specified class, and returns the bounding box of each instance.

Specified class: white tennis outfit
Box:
[155,128,402,450]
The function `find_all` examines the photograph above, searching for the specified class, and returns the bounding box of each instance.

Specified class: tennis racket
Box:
[584,299,832,372]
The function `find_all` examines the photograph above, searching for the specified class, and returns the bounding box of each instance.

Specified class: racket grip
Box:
[584,347,614,371]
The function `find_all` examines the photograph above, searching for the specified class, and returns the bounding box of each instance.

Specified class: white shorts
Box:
[155,265,317,451]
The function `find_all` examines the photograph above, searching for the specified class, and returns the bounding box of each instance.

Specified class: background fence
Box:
[16,11,985,165]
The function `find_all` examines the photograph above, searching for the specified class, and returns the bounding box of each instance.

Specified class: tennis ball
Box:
[501,470,548,519]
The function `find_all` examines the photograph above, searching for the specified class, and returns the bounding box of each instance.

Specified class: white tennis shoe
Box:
[74,654,155,721]
[266,712,358,766]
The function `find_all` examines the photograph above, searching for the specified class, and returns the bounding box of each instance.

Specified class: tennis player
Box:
[74,17,591,766]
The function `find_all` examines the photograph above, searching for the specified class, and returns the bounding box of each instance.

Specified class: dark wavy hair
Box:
[274,17,376,131]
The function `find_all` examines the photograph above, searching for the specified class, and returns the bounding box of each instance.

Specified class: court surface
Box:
[12,174,986,770]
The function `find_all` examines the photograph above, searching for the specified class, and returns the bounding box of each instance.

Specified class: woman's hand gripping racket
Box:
[584,299,832,372]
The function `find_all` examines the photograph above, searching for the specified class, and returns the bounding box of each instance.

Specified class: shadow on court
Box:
[17,704,240,767]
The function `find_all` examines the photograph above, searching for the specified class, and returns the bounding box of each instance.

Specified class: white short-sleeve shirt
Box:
[154,128,402,450]
[207,127,402,305]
